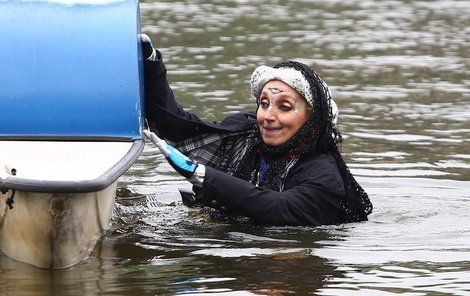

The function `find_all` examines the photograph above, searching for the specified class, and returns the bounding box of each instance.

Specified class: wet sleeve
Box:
[201,166,344,226]
[144,53,206,127]
[143,57,256,143]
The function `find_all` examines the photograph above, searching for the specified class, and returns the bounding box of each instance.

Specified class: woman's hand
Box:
[139,33,157,60]
[143,130,198,178]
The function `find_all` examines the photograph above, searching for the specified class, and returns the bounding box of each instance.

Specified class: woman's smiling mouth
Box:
[261,125,283,133]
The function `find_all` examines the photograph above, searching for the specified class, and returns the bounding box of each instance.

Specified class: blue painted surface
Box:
[0,0,143,140]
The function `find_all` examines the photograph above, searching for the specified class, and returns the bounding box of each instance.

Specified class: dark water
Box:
[2,0,470,294]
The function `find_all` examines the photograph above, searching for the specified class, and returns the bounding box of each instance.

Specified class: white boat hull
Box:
[0,182,116,269]
[0,0,144,269]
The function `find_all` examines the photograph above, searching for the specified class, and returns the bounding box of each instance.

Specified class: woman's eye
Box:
[279,105,293,112]
[260,101,269,109]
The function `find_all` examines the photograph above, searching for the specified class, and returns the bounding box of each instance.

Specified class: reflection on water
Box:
[2,0,469,294]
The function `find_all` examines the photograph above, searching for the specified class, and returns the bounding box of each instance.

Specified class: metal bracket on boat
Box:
[5,189,16,210]
[1,167,17,210]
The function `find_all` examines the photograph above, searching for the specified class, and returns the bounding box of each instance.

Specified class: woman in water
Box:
[142,35,372,226]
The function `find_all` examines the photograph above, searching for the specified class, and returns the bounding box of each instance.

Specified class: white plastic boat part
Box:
[0,141,143,268]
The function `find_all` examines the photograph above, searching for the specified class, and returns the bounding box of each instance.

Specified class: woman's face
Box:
[256,80,311,146]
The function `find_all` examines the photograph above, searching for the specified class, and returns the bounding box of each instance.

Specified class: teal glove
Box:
[143,130,197,178]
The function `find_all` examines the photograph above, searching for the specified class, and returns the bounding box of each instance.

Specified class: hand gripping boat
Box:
[0,0,144,268]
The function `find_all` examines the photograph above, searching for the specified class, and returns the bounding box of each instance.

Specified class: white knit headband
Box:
[250,66,314,107]
[250,65,339,127]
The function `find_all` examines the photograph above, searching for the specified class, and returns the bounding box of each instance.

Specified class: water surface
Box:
[1,0,469,294]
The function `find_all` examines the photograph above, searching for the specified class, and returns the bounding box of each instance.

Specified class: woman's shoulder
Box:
[217,111,256,131]
[297,152,340,172]
[288,152,345,194]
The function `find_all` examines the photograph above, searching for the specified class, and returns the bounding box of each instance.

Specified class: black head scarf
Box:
[228,60,372,223]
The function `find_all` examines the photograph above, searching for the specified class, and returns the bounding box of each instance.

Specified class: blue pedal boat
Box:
[0,0,144,268]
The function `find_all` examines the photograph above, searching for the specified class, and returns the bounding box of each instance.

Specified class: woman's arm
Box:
[200,164,344,226]
[143,55,255,143]
[144,57,216,142]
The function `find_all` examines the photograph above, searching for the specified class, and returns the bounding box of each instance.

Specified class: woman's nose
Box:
[263,107,276,121]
